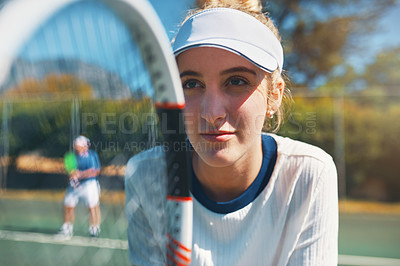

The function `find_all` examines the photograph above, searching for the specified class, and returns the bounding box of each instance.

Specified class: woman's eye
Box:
[182,80,201,89]
[228,78,247,86]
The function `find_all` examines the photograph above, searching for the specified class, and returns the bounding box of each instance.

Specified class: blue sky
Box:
[345,0,400,72]
[148,0,194,39]
[366,0,400,50]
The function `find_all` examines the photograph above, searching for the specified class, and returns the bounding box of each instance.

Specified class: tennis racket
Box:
[0,0,192,264]
[64,151,79,188]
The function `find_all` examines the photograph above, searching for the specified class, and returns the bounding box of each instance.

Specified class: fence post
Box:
[70,97,81,151]
[0,100,12,191]
[333,94,346,199]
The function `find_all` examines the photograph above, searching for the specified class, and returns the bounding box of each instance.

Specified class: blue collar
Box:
[190,134,277,214]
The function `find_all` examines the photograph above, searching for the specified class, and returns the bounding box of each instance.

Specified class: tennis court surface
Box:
[1,191,399,266]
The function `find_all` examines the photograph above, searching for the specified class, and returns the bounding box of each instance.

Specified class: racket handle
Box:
[166,197,193,266]
[69,178,80,188]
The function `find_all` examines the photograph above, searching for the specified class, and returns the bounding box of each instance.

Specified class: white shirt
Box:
[125,134,338,265]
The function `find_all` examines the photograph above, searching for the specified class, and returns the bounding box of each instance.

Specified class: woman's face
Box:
[177,47,269,168]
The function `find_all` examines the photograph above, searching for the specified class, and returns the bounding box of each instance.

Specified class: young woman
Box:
[125,1,338,265]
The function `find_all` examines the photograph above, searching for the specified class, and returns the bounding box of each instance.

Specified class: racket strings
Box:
[1,1,186,263]
[1,1,164,161]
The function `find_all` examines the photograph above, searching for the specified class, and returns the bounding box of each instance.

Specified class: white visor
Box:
[173,8,284,73]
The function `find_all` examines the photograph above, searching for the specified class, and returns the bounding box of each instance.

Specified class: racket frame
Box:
[0,0,192,263]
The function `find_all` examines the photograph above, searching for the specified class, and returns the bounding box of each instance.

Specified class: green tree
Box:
[323,47,399,200]
[3,74,94,100]
[263,0,396,87]
[360,47,400,96]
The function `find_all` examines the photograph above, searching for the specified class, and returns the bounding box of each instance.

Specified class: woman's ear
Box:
[267,76,284,116]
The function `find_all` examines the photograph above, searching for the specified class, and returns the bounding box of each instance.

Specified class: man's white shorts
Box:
[63,179,100,208]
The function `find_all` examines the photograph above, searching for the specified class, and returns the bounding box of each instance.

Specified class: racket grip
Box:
[69,178,80,188]
[166,197,193,266]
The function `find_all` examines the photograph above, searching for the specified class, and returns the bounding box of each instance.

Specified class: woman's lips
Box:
[200,132,235,142]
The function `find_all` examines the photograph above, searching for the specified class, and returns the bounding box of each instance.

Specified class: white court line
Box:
[1,230,400,266]
[338,254,400,266]
[0,230,128,250]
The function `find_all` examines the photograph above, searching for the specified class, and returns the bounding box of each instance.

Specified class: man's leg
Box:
[64,206,75,224]
[88,181,101,237]
[89,205,101,237]
[57,206,75,237]
[89,205,100,225]
[95,204,101,226]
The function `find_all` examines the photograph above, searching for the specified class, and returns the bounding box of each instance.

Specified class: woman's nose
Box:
[200,87,226,127]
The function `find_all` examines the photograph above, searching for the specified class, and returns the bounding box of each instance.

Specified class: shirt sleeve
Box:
[93,151,101,170]
[287,158,339,266]
[125,148,167,265]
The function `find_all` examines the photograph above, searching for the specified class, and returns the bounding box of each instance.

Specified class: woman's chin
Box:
[197,148,239,168]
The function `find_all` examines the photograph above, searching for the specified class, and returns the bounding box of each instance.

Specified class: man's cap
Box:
[74,136,90,148]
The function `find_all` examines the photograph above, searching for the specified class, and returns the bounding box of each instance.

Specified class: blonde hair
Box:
[196,0,280,41]
[184,0,292,132]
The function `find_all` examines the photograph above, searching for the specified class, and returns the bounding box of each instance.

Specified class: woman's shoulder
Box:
[266,133,333,165]
[265,134,337,204]
[127,145,164,164]
[266,133,337,184]
[125,146,166,183]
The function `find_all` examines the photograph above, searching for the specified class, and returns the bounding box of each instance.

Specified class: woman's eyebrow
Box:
[180,70,201,78]
[221,67,257,76]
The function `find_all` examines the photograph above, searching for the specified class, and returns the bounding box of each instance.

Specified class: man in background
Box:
[57,136,101,238]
